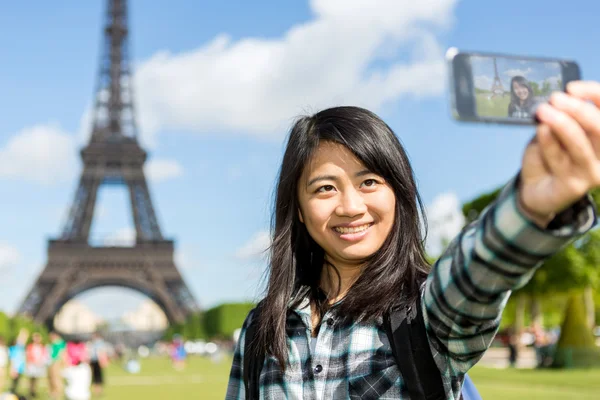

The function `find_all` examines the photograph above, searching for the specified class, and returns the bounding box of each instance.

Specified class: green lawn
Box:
[102,356,231,399]
[5,357,599,399]
[475,92,510,117]
[469,365,600,400]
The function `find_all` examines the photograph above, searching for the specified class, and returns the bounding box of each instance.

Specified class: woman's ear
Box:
[298,208,304,223]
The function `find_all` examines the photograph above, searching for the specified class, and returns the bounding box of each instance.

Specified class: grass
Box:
[475,92,511,117]
[469,365,600,399]
[4,357,599,399]
[102,357,231,399]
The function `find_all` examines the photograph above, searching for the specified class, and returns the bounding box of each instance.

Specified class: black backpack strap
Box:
[384,294,447,400]
[243,303,265,400]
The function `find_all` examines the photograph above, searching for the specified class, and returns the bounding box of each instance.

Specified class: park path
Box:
[478,347,537,369]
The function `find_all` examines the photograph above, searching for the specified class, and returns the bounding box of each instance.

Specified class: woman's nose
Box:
[335,188,367,217]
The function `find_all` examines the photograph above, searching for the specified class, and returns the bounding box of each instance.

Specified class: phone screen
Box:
[470,56,563,120]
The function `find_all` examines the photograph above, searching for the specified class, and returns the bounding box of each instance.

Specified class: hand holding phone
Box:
[519,81,600,226]
[446,48,581,125]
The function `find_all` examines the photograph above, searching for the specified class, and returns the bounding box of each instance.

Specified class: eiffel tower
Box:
[18,0,198,328]
[490,57,505,98]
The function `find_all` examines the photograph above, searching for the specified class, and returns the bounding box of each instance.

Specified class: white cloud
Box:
[0,243,20,272]
[424,192,465,258]
[175,247,196,271]
[474,75,493,90]
[0,124,77,185]
[130,0,458,145]
[145,159,184,183]
[103,227,136,247]
[235,231,271,260]
[504,68,532,78]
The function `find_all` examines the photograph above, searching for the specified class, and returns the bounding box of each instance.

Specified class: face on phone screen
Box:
[470,56,563,120]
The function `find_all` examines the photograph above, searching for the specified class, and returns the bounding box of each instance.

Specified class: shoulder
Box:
[243,304,260,327]
[237,304,262,343]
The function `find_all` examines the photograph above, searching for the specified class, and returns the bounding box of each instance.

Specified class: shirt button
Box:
[314,364,323,374]
[326,318,335,326]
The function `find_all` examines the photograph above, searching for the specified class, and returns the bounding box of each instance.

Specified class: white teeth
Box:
[334,224,371,234]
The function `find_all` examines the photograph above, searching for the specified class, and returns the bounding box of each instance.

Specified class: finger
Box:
[566,81,600,107]
[549,91,600,156]
[536,103,596,168]
[536,123,570,175]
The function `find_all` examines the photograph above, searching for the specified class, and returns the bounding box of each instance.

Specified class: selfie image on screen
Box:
[470,56,562,119]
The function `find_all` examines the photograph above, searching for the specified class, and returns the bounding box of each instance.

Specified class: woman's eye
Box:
[317,185,335,193]
[362,179,378,187]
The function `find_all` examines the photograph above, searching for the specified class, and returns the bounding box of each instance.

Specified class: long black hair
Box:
[509,76,535,108]
[255,106,431,368]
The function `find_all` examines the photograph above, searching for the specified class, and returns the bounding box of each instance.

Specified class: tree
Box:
[461,187,501,223]
[163,322,184,341]
[529,81,541,96]
[541,80,552,96]
[183,312,206,340]
[461,186,600,330]
[0,312,9,340]
[552,292,600,368]
[203,303,255,339]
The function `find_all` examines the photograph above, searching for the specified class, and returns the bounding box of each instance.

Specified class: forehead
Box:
[303,141,365,176]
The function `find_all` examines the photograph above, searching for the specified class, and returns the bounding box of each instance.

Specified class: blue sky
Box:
[1,0,600,320]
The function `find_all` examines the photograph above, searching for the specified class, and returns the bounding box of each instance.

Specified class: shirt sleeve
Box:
[422,174,596,375]
[225,309,256,400]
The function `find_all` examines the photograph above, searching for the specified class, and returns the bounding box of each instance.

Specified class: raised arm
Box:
[422,175,594,373]
[423,81,600,374]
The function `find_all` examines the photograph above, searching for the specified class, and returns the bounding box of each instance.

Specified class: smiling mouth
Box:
[333,223,373,234]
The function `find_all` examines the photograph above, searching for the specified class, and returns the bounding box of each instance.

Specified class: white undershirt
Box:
[310,337,317,355]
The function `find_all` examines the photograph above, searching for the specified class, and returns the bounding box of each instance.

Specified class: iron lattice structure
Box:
[490,57,505,98]
[18,0,199,328]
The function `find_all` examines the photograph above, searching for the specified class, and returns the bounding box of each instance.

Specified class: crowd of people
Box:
[0,329,108,400]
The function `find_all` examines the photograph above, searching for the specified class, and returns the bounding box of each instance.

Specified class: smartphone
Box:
[446,47,581,125]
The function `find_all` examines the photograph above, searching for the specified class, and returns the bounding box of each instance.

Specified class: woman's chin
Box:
[331,248,378,264]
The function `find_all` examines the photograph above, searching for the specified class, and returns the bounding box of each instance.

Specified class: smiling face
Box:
[513,81,530,101]
[297,141,396,269]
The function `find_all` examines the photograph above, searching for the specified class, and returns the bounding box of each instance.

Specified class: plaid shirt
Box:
[226,176,595,399]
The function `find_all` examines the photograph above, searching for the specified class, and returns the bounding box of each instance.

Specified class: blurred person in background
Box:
[24,333,48,398]
[170,335,186,371]
[47,331,67,400]
[8,329,28,395]
[62,360,91,400]
[507,326,520,368]
[0,336,8,392]
[87,333,108,397]
[66,340,88,367]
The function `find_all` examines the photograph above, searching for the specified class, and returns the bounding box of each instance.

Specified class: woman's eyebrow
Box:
[307,170,372,187]
[307,175,338,187]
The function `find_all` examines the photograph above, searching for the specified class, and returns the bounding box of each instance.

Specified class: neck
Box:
[319,258,362,304]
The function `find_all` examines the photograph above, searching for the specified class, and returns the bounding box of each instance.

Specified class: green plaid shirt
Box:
[226,176,595,399]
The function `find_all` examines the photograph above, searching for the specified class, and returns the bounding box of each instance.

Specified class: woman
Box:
[25,332,48,398]
[508,75,538,118]
[8,329,28,395]
[0,336,7,393]
[66,340,88,367]
[47,331,67,400]
[87,333,109,397]
[226,81,600,399]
